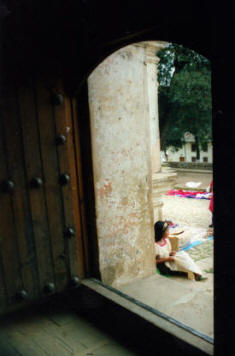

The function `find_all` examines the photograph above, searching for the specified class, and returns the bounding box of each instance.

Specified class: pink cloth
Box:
[166,189,210,200]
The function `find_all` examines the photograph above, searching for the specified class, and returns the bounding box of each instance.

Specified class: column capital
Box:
[147,41,168,64]
[134,41,168,64]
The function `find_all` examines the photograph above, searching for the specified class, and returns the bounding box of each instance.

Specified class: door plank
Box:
[3,85,37,300]
[53,81,84,279]
[0,246,7,313]
[71,99,89,275]
[64,97,85,278]
[17,82,54,295]
[35,79,69,292]
[0,99,22,305]
[0,115,8,311]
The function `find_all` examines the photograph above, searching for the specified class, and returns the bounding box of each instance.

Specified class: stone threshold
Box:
[81,278,213,356]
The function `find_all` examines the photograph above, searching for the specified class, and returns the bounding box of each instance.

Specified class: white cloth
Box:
[186,181,201,188]
[155,238,202,275]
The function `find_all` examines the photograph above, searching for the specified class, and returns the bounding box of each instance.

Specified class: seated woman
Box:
[155,220,207,281]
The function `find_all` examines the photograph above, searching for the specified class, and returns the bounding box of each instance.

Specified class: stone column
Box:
[88,44,156,288]
[87,41,177,287]
[140,42,177,222]
[145,41,166,174]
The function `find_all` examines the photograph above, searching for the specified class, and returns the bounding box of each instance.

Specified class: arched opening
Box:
[2,1,229,354]
[79,40,213,355]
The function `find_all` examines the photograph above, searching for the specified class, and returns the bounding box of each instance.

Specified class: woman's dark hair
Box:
[154,221,169,242]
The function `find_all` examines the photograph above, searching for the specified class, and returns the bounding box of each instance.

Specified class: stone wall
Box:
[88,43,161,287]
[162,162,213,170]
[152,167,177,222]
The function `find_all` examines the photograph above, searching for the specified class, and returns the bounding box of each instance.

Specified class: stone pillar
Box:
[138,42,177,222]
[88,44,156,288]
[145,41,166,174]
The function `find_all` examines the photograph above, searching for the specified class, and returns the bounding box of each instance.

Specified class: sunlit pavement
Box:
[118,225,213,338]
[119,172,214,339]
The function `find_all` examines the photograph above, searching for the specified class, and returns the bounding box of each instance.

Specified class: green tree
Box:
[157,43,212,160]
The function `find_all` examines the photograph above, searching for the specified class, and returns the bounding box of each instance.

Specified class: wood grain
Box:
[71,98,89,276]
[35,78,69,292]
[0,91,22,305]
[3,85,38,300]
[53,80,84,279]
[18,81,54,295]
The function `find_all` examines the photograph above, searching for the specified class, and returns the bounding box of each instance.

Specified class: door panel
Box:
[18,82,55,296]
[53,80,84,280]
[35,79,68,293]
[71,99,90,276]
[1,85,38,305]
[0,78,86,314]
[0,98,23,309]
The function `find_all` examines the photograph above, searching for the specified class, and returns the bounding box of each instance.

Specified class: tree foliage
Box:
[157,43,212,159]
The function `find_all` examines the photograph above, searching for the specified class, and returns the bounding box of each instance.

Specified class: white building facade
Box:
[161,132,213,163]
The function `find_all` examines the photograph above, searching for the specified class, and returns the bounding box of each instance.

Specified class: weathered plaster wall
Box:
[88,43,157,287]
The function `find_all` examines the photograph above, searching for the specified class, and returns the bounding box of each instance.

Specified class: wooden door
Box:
[0,77,87,315]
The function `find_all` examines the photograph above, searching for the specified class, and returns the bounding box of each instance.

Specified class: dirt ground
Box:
[162,170,213,228]
[175,170,213,191]
[162,195,212,228]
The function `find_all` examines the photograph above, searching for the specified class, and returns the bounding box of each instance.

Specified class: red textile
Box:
[209,181,213,212]
[166,189,210,199]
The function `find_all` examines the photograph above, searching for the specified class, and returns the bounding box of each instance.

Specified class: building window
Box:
[179,157,185,162]
[191,143,197,152]
[201,143,208,152]
[192,157,196,162]
[203,157,208,162]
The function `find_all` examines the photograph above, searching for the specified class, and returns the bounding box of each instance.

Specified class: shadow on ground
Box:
[0,286,209,356]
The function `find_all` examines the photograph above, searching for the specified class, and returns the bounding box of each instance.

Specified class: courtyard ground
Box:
[119,169,214,342]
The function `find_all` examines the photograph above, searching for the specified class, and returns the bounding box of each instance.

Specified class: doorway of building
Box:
[79,40,213,355]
